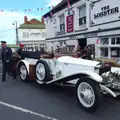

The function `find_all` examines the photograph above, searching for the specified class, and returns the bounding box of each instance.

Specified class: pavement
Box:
[0,63,120,120]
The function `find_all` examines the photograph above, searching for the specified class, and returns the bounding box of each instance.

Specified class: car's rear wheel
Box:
[19,63,29,81]
[36,60,53,83]
[77,77,101,112]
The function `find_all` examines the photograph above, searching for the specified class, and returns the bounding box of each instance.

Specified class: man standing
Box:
[1,41,12,82]
[17,43,24,59]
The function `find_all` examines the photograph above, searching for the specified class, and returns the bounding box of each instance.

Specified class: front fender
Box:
[82,71,103,82]
[47,71,103,84]
[67,71,103,85]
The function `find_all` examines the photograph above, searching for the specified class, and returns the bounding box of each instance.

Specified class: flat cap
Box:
[1,41,7,43]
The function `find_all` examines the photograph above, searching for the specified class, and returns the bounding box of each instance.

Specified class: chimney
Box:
[24,16,28,23]
[41,17,44,24]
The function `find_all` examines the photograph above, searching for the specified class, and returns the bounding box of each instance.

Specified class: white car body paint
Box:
[40,56,103,83]
[17,56,120,99]
[57,56,100,67]
[46,71,103,84]
[19,56,103,83]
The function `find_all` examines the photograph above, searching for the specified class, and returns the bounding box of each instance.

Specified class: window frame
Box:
[59,14,65,32]
[111,37,120,45]
[78,5,86,26]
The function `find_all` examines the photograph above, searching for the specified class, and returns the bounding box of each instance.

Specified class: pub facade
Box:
[43,0,120,60]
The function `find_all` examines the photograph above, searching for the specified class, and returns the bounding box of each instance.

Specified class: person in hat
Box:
[1,41,12,82]
[16,43,24,59]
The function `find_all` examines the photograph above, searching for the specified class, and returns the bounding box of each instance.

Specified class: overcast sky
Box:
[0,0,62,44]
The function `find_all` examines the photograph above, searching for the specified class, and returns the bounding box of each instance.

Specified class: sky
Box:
[0,0,62,44]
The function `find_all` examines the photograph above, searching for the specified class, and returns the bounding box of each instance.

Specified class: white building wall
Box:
[18,28,46,51]
[45,0,88,39]
[44,0,120,59]
[45,0,120,39]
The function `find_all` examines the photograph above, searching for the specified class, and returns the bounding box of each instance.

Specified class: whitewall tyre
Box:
[36,62,46,81]
[77,78,101,112]
[19,63,29,81]
[36,60,53,83]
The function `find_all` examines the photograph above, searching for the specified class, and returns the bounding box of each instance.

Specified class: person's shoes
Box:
[1,80,6,82]
[13,75,17,79]
[13,77,16,79]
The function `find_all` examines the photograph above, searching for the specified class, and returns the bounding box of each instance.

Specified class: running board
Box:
[55,82,75,87]
[46,74,80,84]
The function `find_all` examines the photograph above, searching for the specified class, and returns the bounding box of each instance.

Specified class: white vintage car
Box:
[16,54,120,112]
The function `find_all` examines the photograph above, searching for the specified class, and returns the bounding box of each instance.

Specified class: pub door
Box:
[77,38,87,49]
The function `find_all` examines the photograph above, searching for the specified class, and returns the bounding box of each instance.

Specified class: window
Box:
[59,14,65,32]
[78,5,86,26]
[111,47,120,57]
[100,38,109,45]
[100,48,108,57]
[111,38,115,44]
[116,37,120,44]
[111,37,120,44]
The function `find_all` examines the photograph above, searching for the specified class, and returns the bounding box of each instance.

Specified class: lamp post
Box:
[13,21,19,45]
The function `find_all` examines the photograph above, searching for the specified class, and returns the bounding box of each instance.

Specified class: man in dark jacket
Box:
[1,41,12,82]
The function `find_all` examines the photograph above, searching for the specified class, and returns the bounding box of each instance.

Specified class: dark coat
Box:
[1,47,12,63]
[17,48,24,59]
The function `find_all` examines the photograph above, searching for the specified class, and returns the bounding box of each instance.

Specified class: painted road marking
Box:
[0,101,58,120]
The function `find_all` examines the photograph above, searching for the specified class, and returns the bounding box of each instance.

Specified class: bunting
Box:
[50,11,53,17]
[0,6,55,13]
[67,0,70,8]
[67,0,74,15]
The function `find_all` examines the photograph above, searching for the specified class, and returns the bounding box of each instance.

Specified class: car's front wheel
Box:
[77,77,101,112]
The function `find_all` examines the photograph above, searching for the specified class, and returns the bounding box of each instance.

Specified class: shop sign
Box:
[90,0,120,26]
[23,31,43,38]
[66,15,74,33]
[30,32,41,36]
[84,33,98,38]
[21,29,45,41]
[69,35,76,40]
[94,5,119,19]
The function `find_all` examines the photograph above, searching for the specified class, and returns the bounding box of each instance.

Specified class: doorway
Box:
[77,38,87,49]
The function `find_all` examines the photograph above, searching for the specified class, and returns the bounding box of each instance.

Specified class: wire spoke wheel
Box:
[78,82,95,108]
[77,78,101,112]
